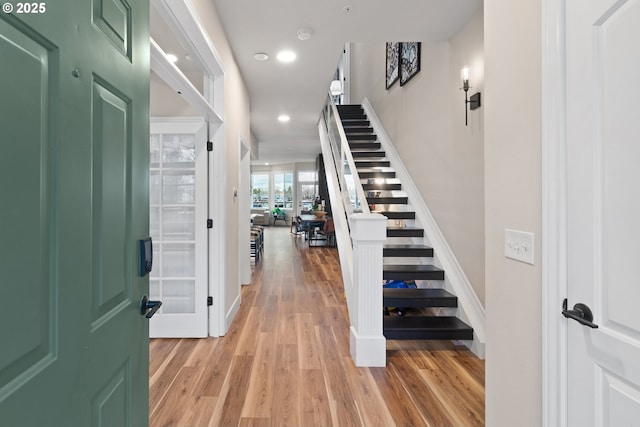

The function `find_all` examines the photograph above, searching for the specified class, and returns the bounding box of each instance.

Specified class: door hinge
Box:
[207,296,213,306]
[207,141,213,151]
[207,219,213,229]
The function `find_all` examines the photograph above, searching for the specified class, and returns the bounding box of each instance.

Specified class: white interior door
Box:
[566,0,640,424]
[149,118,208,337]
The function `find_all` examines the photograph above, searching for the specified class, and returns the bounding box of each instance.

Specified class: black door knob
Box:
[140,295,162,319]
[562,298,598,329]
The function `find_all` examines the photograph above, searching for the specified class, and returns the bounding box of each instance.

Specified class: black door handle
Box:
[140,295,162,319]
[562,298,598,329]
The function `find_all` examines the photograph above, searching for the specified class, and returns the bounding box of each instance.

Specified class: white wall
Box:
[350,9,485,305]
[484,0,542,425]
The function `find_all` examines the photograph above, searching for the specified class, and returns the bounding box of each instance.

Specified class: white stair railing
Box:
[318,95,387,367]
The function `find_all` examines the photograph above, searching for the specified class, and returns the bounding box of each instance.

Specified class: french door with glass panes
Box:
[149,118,208,337]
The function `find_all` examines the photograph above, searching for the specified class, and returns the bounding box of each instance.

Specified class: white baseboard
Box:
[223,292,241,335]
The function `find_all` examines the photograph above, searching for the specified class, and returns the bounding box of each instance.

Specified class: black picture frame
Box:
[400,42,421,86]
[385,42,400,89]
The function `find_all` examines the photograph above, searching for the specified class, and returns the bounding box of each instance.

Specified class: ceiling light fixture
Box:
[253,52,269,61]
[297,28,313,41]
[165,53,178,63]
[276,50,296,63]
[278,114,290,122]
[343,5,353,13]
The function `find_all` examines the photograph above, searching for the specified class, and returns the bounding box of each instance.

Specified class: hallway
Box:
[149,226,485,427]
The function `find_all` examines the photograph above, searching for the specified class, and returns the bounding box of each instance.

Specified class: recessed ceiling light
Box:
[297,28,313,41]
[165,53,178,63]
[276,50,296,63]
[278,114,290,122]
[253,52,269,61]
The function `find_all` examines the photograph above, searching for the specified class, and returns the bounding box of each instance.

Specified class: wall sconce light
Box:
[461,66,481,126]
[330,80,343,96]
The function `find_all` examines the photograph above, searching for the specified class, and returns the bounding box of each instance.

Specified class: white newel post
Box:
[349,213,387,367]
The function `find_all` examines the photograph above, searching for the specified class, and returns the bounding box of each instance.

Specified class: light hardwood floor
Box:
[149,226,485,427]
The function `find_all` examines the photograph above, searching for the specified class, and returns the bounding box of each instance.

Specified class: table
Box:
[298,214,326,239]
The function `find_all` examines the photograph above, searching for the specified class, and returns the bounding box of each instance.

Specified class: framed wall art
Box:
[385,42,400,89]
[400,42,421,86]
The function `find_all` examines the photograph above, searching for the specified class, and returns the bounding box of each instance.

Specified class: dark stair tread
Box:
[356,161,391,168]
[347,134,377,141]
[383,288,457,307]
[383,316,473,340]
[386,227,424,237]
[382,264,444,280]
[349,143,382,150]
[374,211,415,219]
[367,196,408,204]
[352,151,386,158]
[383,244,432,257]
[359,171,396,179]
[344,127,374,134]
[337,104,364,109]
[363,183,402,191]
[342,120,370,127]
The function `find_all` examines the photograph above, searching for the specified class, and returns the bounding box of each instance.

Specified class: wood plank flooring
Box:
[149,226,485,427]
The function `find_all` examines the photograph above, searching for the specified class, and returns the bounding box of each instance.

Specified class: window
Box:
[273,172,293,209]
[298,170,317,212]
[251,173,269,208]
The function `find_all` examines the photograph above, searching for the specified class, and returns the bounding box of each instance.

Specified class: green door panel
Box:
[0,1,150,425]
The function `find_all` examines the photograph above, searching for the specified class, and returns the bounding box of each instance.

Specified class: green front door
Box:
[0,1,150,425]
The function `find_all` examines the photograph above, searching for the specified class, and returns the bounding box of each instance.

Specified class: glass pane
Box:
[162,280,196,314]
[162,207,195,240]
[162,243,195,277]
[149,279,160,299]
[150,171,161,205]
[300,184,316,211]
[162,133,195,168]
[150,207,160,240]
[284,173,293,208]
[251,173,269,208]
[150,134,160,167]
[274,172,293,209]
[162,171,195,204]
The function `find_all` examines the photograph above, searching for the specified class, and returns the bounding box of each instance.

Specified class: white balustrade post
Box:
[349,213,387,367]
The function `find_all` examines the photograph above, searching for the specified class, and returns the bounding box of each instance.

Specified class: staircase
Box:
[337,104,474,341]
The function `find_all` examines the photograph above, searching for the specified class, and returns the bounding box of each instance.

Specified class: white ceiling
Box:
[152,0,482,165]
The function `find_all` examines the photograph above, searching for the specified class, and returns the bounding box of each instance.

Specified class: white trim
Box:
[362,98,486,358]
[541,0,568,425]
[226,292,241,332]
[208,123,227,336]
[150,38,222,124]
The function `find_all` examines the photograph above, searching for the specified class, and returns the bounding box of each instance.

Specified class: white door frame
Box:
[541,0,569,425]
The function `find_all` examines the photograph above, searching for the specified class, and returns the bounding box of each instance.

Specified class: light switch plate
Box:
[504,229,535,265]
